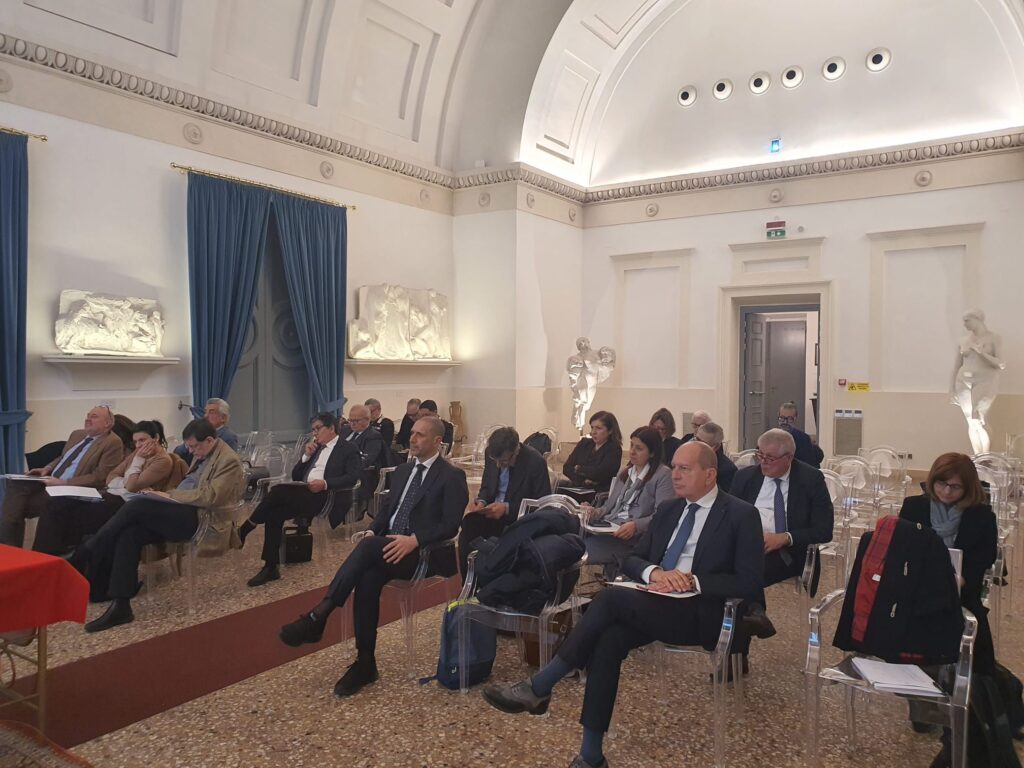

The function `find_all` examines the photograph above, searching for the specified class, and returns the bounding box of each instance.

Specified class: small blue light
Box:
[770,138,781,153]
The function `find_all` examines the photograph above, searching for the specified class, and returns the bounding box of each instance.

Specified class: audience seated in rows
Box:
[33,420,187,555]
[0,406,124,548]
[729,427,834,645]
[680,409,711,444]
[416,400,454,450]
[581,427,673,578]
[174,398,239,463]
[648,407,681,468]
[692,421,737,491]
[777,401,824,468]
[240,412,363,588]
[483,441,764,768]
[277,416,467,697]
[365,398,395,445]
[561,411,623,494]
[458,426,551,576]
[71,418,245,633]
[394,398,421,449]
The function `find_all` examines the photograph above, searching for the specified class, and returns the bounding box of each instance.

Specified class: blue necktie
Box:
[660,502,701,571]
[773,478,787,533]
[390,463,426,534]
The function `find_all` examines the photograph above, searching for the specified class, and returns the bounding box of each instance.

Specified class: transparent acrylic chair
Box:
[858,446,911,507]
[536,427,558,461]
[973,453,1017,619]
[181,489,249,615]
[818,469,857,591]
[456,494,588,692]
[805,590,978,768]
[828,456,880,522]
[311,481,362,559]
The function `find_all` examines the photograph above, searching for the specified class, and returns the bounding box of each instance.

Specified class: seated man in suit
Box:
[394,398,421,449]
[729,427,834,639]
[680,409,711,444]
[0,405,124,548]
[365,398,395,446]
[777,401,824,468]
[417,400,454,451]
[72,419,245,632]
[458,426,551,576]
[278,416,467,697]
[239,412,363,587]
[483,442,763,768]
[693,421,738,491]
[174,398,239,464]
[340,404,389,511]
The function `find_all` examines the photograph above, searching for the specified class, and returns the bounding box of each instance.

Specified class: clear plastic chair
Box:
[537,427,558,461]
[858,446,911,506]
[311,481,362,559]
[731,449,758,469]
[973,453,1017,617]
[805,590,977,768]
[818,469,857,590]
[452,425,506,473]
[827,456,880,521]
[456,494,588,692]
[371,466,400,520]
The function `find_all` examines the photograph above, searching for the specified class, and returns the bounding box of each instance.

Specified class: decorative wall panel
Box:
[581,0,658,49]
[535,52,598,163]
[24,0,182,54]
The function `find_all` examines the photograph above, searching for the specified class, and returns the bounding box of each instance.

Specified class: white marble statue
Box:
[347,283,452,361]
[54,289,165,356]
[567,337,616,433]
[950,309,1005,454]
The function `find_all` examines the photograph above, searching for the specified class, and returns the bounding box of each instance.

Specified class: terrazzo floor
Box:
[55,541,1024,768]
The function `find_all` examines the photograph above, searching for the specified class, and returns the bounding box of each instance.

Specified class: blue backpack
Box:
[424,600,497,690]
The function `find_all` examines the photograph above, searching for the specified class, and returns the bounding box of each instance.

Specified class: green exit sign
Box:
[766,219,786,239]
[767,228,786,239]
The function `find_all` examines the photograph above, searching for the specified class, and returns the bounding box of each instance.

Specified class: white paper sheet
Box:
[608,580,697,599]
[851,658,943,697]
[45,485,102,500]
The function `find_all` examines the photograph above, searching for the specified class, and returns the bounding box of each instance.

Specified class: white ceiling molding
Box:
[23,0,183,54]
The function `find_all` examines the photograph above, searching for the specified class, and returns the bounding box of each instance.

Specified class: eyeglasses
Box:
[935,480,964,493]
[777,415,797,425]
[756,450,792,464]
[311,423,329,432]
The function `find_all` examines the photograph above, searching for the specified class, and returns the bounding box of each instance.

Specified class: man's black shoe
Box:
[333,657,379,697]
[741,604,777,640]
[279,612,325,647]
[85,599,134,633]
[247,564,281,587]
[238,520,255,547]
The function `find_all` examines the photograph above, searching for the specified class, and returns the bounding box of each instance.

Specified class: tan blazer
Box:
[45,430,124,488]
[106,448,181,492]
[168,439,245,553]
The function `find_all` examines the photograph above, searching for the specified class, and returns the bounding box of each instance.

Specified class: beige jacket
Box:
[46,430,124,488]
[106,448,186,492]
[168,439,245,553]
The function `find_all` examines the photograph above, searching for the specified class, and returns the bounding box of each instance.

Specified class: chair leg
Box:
[805,676,822,768]
[844,687,857,751]
[731,653,744,721]
[186,545,197,616]
[457,609,469,694]
[399,587,418,678]
[713,651,727,768]
[950,702,969,768]
[655,644,670,704]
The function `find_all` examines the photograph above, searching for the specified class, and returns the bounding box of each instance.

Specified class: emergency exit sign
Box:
[766,220,786,239]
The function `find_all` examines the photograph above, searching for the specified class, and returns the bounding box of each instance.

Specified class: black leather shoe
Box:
[568,756,608,768]
[85,599,134,633]
[741,604,777,640]
[247,564,281,587]
[333,657,379,697]
[482,680,552,715]
[279,612,325,647]
[238,520,255,547]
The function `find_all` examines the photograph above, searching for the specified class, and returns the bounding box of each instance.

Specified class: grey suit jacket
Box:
[597,463,674,534]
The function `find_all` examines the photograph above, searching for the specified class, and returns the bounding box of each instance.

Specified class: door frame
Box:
[718,281,834,457]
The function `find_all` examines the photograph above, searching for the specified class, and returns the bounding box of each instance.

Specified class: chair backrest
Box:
[732,449,759,469]
[858,446,905,489]
[820,468,847,511]
[828,456,875,494]
[517,493,582,520]
[973,453,1016,508]
[252,444,288,478]
[1006,434,1024,459]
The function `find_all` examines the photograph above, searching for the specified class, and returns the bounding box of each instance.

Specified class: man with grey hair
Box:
[342,403,390,510]
[695,421,737,492]
[175,397,239,464]
[729,427,834,642]
[777,401,823,468]
[364,398,395,445]
[681,410,712,444]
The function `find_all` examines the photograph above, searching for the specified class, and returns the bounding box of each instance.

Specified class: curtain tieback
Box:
[0,409,32,427]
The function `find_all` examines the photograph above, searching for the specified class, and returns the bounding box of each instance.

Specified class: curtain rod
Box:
[0,125,47,141]
[170,163,355,210]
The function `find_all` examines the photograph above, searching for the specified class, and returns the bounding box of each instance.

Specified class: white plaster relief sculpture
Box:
[347,284,451,361]
[54,290,165,357]
[567,337,616,433]
[950,309,1005,454]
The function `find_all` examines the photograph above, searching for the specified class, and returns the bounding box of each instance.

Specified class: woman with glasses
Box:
[649,407,682,468]
[561,411,623,494]
[898,452,997,675]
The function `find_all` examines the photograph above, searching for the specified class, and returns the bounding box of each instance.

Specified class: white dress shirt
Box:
[641,486,718,589]
[388,452,439,530]
[753,469,791,533]
[301,435,339,484]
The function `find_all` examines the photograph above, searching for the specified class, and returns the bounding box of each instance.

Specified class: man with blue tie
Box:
[483,441,763,768]
[278,416,467,697]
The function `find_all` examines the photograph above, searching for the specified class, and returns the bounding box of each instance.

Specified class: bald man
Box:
[2,406,124,549]
[341,404,390,509]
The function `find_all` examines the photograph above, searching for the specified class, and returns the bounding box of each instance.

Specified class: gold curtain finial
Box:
[169,163,355,210]
[0,125,47,141]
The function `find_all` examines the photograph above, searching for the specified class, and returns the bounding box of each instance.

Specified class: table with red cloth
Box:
[0,544,89,731]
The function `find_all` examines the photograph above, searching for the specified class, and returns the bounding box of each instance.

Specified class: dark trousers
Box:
[457,512,508,578]
[84,497,199,599]
[0,481,49,547]
[33,493,125,555]
[249,484,325,565]
[556,586,702,733]
[324,535,419,658]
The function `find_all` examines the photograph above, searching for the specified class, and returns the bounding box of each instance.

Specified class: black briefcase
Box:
[283,525,313,564]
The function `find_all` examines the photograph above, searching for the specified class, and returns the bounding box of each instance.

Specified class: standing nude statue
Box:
[567,337,616,433]
[950,309,1004,454]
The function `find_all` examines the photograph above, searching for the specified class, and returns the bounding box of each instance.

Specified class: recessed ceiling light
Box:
[677,86,697,106]
[822,57,846,81]
[713,79,733,100]
[781,65,804,88]
[866,47,891,72]
[749,72,771,94]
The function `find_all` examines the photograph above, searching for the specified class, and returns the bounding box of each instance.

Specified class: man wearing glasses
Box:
[729,427,834,645]
[341,403,390,513]
[457,426,551,577]
[776,401,824,468]
[239,412,362,587]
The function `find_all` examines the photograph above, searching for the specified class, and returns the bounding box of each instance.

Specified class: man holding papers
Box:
[0,406,124,548]
[483,441,763,768]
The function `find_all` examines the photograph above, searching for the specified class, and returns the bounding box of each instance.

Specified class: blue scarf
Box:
[929,499,963,547]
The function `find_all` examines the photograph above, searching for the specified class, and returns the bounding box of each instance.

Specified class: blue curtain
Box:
[186,173,271,410]
[0,134,30,473]
[272,194,347,412]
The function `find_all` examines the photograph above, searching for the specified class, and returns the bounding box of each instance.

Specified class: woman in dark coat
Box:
[898,452,998,675]
[649,407,682,468]
[561,410,623,494]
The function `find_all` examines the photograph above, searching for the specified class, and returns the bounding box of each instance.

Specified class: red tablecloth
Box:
[0,544,89,633]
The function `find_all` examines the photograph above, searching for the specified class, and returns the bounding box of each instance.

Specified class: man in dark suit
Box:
[278,416,468,697]
[365,398,395,446]
[729,427,834,639]
[777,401,824,468]
[458,426,551,576]
[679,409,711,444]
[340,404,390,509]
[239,412,362,587]
[417,400,454,451]
[694,421,737,492]
[394,398,421,449]
[483,442,763,768]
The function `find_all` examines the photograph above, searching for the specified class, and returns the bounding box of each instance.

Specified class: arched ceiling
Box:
[519,0,1024,187]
